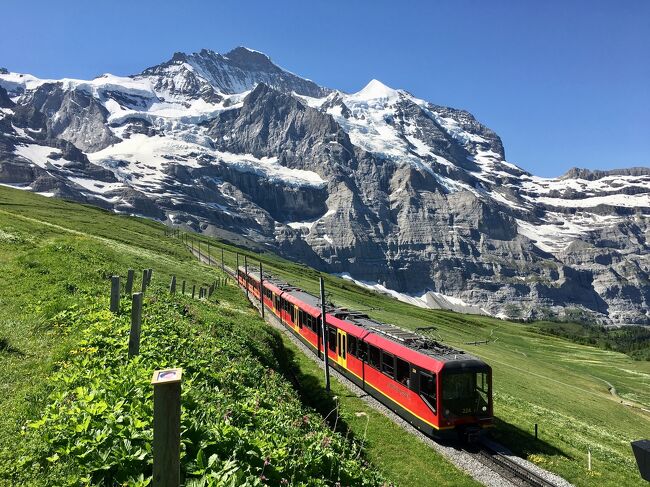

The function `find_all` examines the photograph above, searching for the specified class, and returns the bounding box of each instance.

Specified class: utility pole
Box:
[221,248,224,271]
[207,242,211,266]
[259,261,265,319]
[320,276,330,392]
[244,255,249,299]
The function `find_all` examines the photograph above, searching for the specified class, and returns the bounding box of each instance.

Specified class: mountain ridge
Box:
[0,47,648,325]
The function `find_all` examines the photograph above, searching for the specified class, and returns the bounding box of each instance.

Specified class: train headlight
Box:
[444,409,450,417]
[482,406,487,412]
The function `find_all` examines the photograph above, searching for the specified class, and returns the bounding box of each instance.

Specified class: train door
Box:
[336,329,347,368]
[293,304,300,332]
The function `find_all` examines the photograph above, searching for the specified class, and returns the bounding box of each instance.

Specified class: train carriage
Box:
[237,266,492,441]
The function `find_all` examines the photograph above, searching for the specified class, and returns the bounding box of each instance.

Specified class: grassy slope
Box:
[192,230,650,487]
[0,186,478,487]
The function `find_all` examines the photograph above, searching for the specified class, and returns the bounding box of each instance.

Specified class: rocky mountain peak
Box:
[223,47,278,71]
[355,79,400,100]
[170,51,188,63]
[137,47,330,98]
[0,85,14,108]
[561,166,650,181]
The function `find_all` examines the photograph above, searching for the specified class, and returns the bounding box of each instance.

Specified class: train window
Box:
[381,352,395,378]
[310,315,317,332]
[348,335,358,357]
[359,341,368,361]
[274,295,280,309]
[368,345,380,369]
[476,372,489,410]
[419,372,437,413]
[328,327,337,352]
[396,358,410,386]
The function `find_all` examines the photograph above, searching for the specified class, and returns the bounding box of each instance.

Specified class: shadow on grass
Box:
[268,329,361,442]
[0,337,24,356]
[487,416,570,459]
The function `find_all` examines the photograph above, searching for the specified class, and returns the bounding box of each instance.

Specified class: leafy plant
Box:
[8,293,384,486]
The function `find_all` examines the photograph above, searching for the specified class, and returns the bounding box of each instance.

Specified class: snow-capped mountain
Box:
[1,47,648,325]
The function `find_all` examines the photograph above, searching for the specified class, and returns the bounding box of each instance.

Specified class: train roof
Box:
[239,266,488,369]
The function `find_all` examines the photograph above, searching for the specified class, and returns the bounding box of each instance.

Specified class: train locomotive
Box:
[237,266,493,442]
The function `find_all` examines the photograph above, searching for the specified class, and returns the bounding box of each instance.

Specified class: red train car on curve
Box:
[238,266,493,442]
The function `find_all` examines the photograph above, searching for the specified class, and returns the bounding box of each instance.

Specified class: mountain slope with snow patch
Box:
[0,47,648,325]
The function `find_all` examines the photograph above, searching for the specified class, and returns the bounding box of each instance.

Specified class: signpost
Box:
[152,368,182,487]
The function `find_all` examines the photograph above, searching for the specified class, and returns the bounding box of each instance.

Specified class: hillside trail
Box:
[0,207,185,268]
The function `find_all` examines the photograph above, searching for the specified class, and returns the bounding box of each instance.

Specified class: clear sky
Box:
[1,0,648,177]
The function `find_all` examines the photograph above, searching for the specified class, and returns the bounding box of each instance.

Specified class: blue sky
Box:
[1,0,647,177]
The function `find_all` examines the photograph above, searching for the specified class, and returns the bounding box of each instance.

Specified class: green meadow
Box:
[0,186,478,486]
[196,219,650,487]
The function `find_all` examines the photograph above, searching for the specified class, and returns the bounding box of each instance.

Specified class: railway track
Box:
[190,246,567,487]
[468,443,561,487]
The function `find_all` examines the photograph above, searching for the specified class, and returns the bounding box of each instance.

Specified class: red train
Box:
[237,266,493,441]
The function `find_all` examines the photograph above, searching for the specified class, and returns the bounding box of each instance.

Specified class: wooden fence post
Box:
[181,280,186,295]
[152,368,182,487]
[129,293,143,358]
[147,269,153,285]
[126,269,134,295]
[192,284,196,299]
[110,276,120,313]
[169,275,176,294]
[141,269,148,294]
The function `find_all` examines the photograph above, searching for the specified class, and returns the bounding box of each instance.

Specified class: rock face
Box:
[0,48,648,325]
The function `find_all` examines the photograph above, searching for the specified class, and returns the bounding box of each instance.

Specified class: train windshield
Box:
[441,370,490,418]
